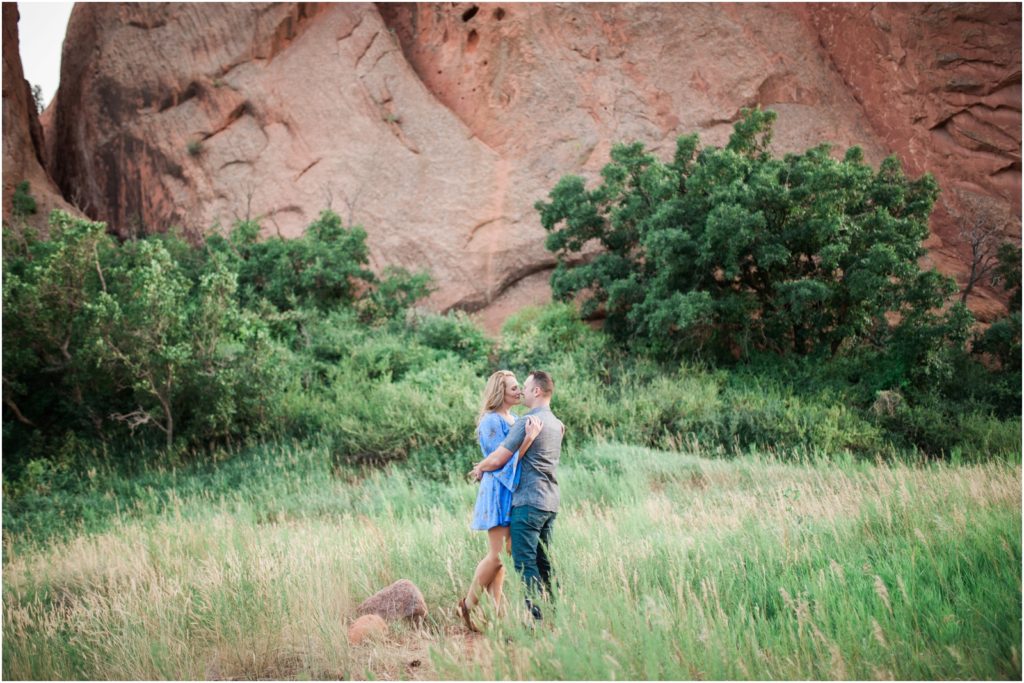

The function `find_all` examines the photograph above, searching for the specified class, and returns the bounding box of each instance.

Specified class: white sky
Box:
[14,1,74,108]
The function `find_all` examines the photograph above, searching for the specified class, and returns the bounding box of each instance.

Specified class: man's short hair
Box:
[528,370,554,396]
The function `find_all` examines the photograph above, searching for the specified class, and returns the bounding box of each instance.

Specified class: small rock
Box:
[347,614,388,645]
[357,579,428,623]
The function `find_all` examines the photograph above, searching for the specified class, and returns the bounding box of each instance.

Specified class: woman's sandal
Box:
[458,598,479,633]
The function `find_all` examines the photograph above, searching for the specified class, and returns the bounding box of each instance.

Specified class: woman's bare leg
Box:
[486,565,505,609]
[465,527,508,609]
[485,531,514,613]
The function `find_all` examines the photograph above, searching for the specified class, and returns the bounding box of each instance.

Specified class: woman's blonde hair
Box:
[477,370,516,425]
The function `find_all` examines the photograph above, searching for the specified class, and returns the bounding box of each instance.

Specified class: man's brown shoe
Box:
[458,598,479,632]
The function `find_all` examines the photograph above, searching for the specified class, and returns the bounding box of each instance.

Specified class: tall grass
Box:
[4,442,1019,679]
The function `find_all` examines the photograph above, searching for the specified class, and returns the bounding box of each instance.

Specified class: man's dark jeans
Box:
[510,504,556,619]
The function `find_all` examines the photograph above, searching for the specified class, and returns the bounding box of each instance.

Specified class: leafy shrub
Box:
[217,211,376,312]
[279,353,480,465]
[357,266,433,324]
[536,108,972,379]
[3,208,432,463]
[209,212,431,325]
[11,180,37,217]
[3,212,117,453]
[971,243,1021,412]
[409,309,492,368]
[876,395,1021,459]
[346,334,439,382]
[498,302,608,372]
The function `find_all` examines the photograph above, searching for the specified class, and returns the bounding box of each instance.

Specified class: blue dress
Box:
[470,412,522,530]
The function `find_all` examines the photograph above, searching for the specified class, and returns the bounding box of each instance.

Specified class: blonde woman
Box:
[458,370,543,631]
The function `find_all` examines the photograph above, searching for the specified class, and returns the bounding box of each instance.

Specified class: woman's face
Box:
[503,376,523,407]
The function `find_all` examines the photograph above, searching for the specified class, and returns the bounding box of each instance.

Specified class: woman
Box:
[458,370,543,632]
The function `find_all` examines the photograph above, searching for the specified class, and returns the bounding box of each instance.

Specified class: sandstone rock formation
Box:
[800,2,1022,320]
[2,3,77,229]
[357,578,428,622]
[347,613,388,645]
[6,3,1019,326]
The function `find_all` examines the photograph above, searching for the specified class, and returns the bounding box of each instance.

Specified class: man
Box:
[471,370,564,621]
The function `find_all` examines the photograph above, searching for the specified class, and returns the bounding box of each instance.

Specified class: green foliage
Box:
[3,212,114,442]
[408,309,492,368]
[4,176,1017,517]
[90,243,280,449]
[2,212,283,457]
[206,210,431,324]
[974,244,1022,372]
[212,211,374,312]
[186,139,202,157]
[356,266,433,324]
[498,302,609,373]
[991,242,1022,312]
[2,209,429,463]
[11,180,37,217]
[536,109,971,384]
[878,396,1021,458]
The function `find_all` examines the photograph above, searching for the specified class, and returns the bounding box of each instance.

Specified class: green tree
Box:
[215,211,374,312]
[536,109,971,381]
[3,211,282,456]
[208,210,431,325]
[89,239,194,449]
[2,211,112,436]
[972,243,1021,382]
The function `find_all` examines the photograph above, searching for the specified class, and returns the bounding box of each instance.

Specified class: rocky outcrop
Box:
[22,3,1022,324]
[2,3,77,228]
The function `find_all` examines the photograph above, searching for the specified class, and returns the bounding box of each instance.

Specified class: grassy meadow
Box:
[3,440,1020,680]
[5,118,1023,680]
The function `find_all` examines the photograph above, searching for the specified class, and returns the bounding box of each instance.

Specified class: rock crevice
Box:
[2,3,78,225]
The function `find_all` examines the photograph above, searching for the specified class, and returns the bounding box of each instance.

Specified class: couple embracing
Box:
[458,370,565,631]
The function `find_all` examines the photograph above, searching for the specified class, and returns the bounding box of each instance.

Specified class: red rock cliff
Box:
[800,3,1021,319]
[2,2,77,227]
[6,2,1020,324]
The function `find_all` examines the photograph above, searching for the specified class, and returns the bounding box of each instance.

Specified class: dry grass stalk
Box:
[874,575,893,615]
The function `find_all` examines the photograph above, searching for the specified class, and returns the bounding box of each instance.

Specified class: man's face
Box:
[522,375,538,408]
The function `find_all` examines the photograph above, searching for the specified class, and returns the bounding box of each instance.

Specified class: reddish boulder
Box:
[347,613,388,645]
[357,579,428,622]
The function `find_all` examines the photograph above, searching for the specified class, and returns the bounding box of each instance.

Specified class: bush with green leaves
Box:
[11,180,37,217]
[207,210,431,320]
[2,211,282,459]
[3,212,115,443]
[276,341,481,466]
[90,243,282,449]
[536,108,973,386]
[407,309,493,368]
[2,208,431,463]
[971,243,1021,409]
[498,302,610,373]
